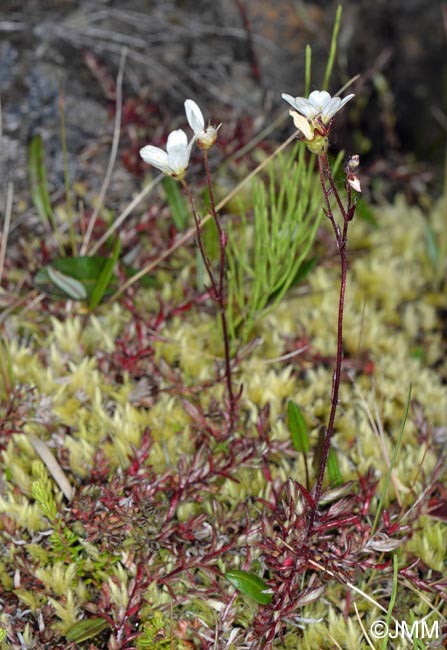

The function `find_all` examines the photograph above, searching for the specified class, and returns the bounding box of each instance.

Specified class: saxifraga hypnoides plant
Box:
[138,87,367,645]
[281,88,358,532]
[140,101,240,433]
[139,88,359,523]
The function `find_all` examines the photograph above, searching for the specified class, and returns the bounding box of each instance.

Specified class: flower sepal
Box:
[305,134,329,155]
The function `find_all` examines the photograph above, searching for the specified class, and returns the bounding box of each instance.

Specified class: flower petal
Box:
[320,97,342,123]
[166,129,188,153]
[339,93,355,109]
[308,90,332,109]
[166,129,190,174]
[139,145,171,174]
[281,93,298,108]
[184,99,205,135]
[291,98,318,120]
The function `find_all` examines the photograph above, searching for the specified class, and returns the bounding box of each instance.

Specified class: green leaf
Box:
[46,266,88,300]
[327,447,342,486]
[66,618,109,643]
[287,400,310,453]
[28,134,55,228]
[163,176,188,230]
[89,238,121,310]
[35,256,117,300]
[226,569,272,604]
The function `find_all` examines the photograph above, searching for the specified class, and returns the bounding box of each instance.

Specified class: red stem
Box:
[182,167,237,433]
[307,154,352,534]
[204,150,237,432]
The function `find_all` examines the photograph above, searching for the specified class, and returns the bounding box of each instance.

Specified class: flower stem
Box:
[182,169,237,433]
[204,150,238,431]
[307,154,353,534]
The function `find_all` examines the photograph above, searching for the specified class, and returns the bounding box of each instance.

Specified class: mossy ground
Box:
[0,194,446,648]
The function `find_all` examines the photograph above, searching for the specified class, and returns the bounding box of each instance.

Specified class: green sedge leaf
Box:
[327,447,342,486]
[28,134,55,228]
[46,265,87,300]
[287,400,310,453]
[162,176,188,230]
[66,618,109,642]
[89,237,121,310]
[226,570,272,604]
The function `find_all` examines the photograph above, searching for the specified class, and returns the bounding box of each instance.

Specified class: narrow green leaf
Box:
[163,176,188,230]
[89,238,121,310]
[28,134,55,228]
[304,44,311,97]
[226,569,272,604]
[287,400,310,453]
[327,447,342,486]
[66,618,109,643]
[322,4,342,91]
[46,266,87,300]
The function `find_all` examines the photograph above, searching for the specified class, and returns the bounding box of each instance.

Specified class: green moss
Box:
[405,517,447,572]
[0,194,445,647]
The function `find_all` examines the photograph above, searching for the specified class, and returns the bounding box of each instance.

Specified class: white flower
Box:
[282,90,355,126]
[184,99,218,149]
[139,129,192,180]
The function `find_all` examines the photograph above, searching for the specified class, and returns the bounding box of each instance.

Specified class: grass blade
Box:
[28,134,55,229]
[322,4,342,91]
[89,237,121,310]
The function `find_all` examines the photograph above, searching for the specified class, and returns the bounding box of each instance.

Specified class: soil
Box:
[0,0,445,223]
